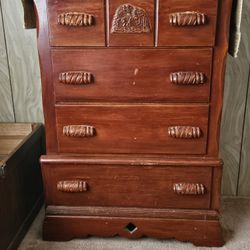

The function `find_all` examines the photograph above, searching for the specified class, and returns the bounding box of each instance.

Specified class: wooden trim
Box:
[43,215,224,246]
[207,0,233,156]
[46,205,219,220]
[40,155,223,167]
[33,0,58,153]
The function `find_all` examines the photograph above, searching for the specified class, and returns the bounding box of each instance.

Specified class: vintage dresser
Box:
[34,0,233,246]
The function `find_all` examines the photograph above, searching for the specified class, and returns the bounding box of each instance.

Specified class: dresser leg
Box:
[43,214,224,247]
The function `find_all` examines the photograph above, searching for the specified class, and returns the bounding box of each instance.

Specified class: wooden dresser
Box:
[34,0,233,246]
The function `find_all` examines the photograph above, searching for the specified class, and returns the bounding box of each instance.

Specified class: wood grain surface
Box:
[0,0,43,122]
[52,48,212,103]
[0,0,250,196]
[42,161,212,209]
[47,0,105,46]
[0,4,14,122]
[55,104,209,155]
[158,0,218,46]
[238,0,250,196]
[220,0,250,196]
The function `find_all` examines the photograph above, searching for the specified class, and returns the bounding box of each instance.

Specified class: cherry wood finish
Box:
[108,0,154,46]
[46,205,220,220]
[40,154,223,167]
[52,48,212,103]
[55,104,209,155]
[47,0,105,46]
[43,215,224,247]
[158,0,218,46]
[34,0,233,246]
[42,162,212,209]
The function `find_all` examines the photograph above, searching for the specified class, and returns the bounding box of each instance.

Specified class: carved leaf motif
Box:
[111,4,151,33]
[169,11,206,26]
[57,180,88,193]
[63,125,96,137]
[168,126,201,139]
[170,72,206,85]
[59,71,93,85]
[58,12,94,27]
[173,183,206,195]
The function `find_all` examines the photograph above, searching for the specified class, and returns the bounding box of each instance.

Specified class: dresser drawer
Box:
[109,0,154,46]
[52,48,212,103]
[42,162,212,209]
[47,0,105,46]
[158,0,218,46]
[55,104,209,155]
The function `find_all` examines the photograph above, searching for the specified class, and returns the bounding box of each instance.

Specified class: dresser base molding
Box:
[41,156,224,246]
[43,214,224,247]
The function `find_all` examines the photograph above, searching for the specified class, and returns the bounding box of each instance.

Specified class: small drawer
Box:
[42,159,212,209]
[109,0,154,46]
[47,0,105,46]
[52,48,212,103]
[158,0,218,46]
[55,104,209,155]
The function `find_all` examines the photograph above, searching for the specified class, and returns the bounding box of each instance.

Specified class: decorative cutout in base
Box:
[111,4,151,33]
[125,223,138,234]
[43,214,225,247]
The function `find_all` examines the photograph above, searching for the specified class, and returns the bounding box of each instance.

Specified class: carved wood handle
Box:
[169,11,206,26]
[58,12,94,27]
[170,72,206,85]
[59,71,93,85]
[173,183,206,195]
[168,126,202,139]
[57,180,88,193]
[63,125,96,137]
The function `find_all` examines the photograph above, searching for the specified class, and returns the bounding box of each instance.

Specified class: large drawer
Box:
[158,0,218,46]
[41,160,212,209]
[47,0,105,46]
[55,104,209,155]
[52,49,212,103]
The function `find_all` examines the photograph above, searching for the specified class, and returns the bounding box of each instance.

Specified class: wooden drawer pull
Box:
[57,180,88,193]
[59,71,93,85]
[169,11,206,26]
[168,126,201,139]
[173,183,206,195]
[58,12,94,27]
[63,125,96,137]
[170,72,206,85]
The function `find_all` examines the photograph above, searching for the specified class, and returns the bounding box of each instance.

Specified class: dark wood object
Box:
[21,0,36,29]
[0,123,44,250]
[33,0,233,246]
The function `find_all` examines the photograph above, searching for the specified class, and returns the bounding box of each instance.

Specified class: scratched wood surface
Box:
[0,3,14,122]
[0,0,43,122]
[237,0,250,196]
[0,0,250,195]
[220,0,250,196]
